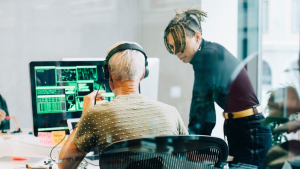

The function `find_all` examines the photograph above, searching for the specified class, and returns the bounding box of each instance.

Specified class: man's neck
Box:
[112,80,140,97]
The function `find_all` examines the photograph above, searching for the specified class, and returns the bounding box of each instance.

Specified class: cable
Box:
[83,158,99,166]
[94,80,105,105]
[50,127,99,166]
[49,127,99,167]
[94,81,106,105]
[50,80,106,165]
[49,128,73,164]
[94,85,101,105]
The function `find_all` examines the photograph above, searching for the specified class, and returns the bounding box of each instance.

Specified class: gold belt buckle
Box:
[253,105,259,116]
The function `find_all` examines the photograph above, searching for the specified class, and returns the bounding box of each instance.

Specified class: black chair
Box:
[99,135,228,169]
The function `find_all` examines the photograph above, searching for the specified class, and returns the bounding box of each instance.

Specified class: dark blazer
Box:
[188,39,259,134]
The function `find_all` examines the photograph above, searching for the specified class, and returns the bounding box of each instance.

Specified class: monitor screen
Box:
[29,61,115,136]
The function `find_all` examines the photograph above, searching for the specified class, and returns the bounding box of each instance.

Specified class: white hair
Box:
[107,41,145,82]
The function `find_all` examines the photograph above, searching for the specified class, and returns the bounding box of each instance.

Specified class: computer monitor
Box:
[29,61,115,136]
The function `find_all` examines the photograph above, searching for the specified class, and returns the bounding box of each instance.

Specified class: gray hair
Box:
[107,41,145,82]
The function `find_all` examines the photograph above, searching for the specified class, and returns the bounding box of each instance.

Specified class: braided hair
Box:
[164,8,207,54]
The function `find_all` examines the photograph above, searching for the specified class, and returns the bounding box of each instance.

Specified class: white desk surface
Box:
[0,128,99,169]
[0,128,233,169]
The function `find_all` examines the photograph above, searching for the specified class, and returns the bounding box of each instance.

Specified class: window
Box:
[292,0,299,33]
[262,60,272,85]
[262,0,269,33]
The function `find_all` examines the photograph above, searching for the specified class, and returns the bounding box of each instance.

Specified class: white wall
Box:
[0,0,142,130]
[201,0,238,57]
[0,0,239,138]
[201,0,238,138]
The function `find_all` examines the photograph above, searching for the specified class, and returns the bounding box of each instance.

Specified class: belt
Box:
[222,106,262,119]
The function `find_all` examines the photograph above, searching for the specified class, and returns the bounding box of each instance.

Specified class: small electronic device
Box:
[29,61,115,136]
[67,118,80,134]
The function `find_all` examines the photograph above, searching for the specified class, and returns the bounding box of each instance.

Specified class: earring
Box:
[199,42,201,51]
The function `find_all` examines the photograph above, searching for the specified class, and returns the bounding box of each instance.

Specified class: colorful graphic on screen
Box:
[34,66,114,114]
[33,65,115,133]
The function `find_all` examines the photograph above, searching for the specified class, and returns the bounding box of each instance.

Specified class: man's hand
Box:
[0,109,6,122]
[83,90,105,104]
[82,90,106,115]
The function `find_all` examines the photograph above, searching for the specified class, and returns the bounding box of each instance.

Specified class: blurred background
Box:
[0,0,299,139]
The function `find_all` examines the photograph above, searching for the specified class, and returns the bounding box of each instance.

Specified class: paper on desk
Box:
[38,132,53,145]
[52,131,66,145]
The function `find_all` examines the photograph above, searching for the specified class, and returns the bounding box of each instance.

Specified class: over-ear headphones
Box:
[102,43,149,80]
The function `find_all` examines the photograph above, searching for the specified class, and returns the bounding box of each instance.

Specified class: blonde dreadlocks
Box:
[164,8,207,54]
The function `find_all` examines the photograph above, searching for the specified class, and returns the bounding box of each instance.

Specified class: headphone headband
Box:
[102,43,149,80]
[105,43,148,67]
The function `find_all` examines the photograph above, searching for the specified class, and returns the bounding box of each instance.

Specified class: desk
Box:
[0,129,232,169]
[0,129,99,169]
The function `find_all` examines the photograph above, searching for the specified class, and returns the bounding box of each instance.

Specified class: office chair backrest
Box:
[99,135,228,169]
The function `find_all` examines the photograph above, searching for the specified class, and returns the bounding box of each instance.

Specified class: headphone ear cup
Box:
[144,67,149,79]
[102,65,109,80]
[105,70,109,80]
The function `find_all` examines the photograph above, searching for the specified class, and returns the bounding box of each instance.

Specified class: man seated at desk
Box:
[59,41,188,169]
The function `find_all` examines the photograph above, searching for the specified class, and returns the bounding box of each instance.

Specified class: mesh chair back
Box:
[100,135,228,169]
